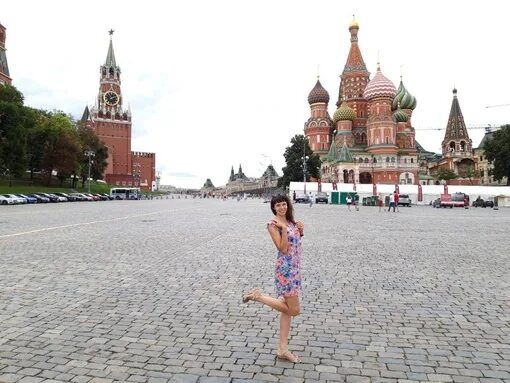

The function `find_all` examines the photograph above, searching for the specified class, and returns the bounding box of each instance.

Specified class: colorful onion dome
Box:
[392,79,417,110]
[363,65,397,100]
[333,101,356,123]
[393,103,408,123]
[307,79,330,104]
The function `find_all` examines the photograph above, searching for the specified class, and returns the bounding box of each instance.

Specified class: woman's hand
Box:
[296,221,304,236]
[271,220,287,230]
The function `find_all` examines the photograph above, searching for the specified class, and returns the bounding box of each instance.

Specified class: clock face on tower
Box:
[104,91,119,106]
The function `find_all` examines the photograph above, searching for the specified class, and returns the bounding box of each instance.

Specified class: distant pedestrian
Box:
[388,193,395,212]
[377,197,383,212]
[394,191,400,212]
[309,192,314,208]
[346,194,352,211]
[292,190,296,202]
[354,194,359,211]
[243,194,303,363]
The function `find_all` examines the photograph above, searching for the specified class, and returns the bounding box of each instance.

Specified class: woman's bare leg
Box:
[276,296,301,362]
[255,294,289,313]
[279,312,291,352]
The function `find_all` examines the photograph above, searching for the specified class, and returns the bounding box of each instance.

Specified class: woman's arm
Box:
[268,222,288,254]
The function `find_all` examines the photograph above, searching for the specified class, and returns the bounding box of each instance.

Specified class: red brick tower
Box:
[335,17,370,147]
[0,23,12,85]
[82,31,135,186]
[304,77,333,155]
[82,31,157,191]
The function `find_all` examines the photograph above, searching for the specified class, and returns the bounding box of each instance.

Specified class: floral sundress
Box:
[268,221,302,298]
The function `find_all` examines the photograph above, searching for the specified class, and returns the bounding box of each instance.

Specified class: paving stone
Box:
[0,201,508,383]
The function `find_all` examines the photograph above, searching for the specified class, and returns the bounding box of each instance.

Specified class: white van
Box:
[110,187,140,200]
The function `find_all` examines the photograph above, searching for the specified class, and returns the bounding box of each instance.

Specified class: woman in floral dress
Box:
[243,194,304,363]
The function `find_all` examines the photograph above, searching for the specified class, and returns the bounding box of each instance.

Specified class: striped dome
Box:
[363,66,396,100]
[393,105,408,123]
[307,79,330,104]
[333,101,356,123]
[392,80,417,110]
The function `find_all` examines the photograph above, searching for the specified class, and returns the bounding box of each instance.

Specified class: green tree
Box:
[459,166,479,185]
[0,85,29,183]
[77,123,108,188]
[39,112,81,185]
[278,134,321,189]
[25,108,51,179]
[436,167,458,184]
[483,125,510,186]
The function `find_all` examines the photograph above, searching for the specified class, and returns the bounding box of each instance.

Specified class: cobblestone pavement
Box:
[0,199,509,383]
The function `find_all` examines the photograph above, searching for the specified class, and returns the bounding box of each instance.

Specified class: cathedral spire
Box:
[337,17,370,106]
[441,88,472,155]
[443,88,470,142]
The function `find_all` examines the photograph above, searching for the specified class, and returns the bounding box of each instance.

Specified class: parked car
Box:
[397,194,411,207]
[2,194,27,204]
[70,192,93,201]
[17,194,38,204]
[93,193,109,201]
[54,192,78,202]
[100,193,114,200]
[295,194,310,203]
[28,193,50,203]
[472,196,494,208]
[0,195,17,205]
[315,192,329,204]
[36,193,60,202]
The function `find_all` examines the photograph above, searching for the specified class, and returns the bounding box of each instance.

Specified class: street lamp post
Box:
[84,150,95,193]
[371,154,376,196]
[133,162,141,187]
[303,136,309,194]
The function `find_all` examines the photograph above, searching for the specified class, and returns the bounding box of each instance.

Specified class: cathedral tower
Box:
[441,88,472,155]
[304,77,333,156]
[363,64,397,154]
[336,17,370,146]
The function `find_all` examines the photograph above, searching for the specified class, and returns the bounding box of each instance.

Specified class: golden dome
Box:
[349,15,359,29]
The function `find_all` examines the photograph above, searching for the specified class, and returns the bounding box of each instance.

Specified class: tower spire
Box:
[338,17,369,106]
[105,29,117,67]
[441,88,472,154]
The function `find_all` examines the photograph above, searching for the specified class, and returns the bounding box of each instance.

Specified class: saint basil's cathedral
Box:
[305,18,478,186]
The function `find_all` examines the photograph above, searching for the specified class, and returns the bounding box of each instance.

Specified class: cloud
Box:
[167,172,197,178]
[3,0,509,189]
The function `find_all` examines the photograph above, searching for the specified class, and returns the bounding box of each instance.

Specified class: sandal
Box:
[242,288,261,303]
[276,349,300,363]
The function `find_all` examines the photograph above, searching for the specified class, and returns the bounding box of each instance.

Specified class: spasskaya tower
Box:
[82,30,156,190]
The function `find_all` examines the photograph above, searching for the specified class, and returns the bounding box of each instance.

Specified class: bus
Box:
[110,187,141,200]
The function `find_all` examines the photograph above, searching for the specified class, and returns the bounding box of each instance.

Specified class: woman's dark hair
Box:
[270,194,295,223]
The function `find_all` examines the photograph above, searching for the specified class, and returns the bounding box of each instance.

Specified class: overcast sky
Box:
[3,0,509,189]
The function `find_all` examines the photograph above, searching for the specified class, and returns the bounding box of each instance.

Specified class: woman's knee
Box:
[285,296,300,316]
